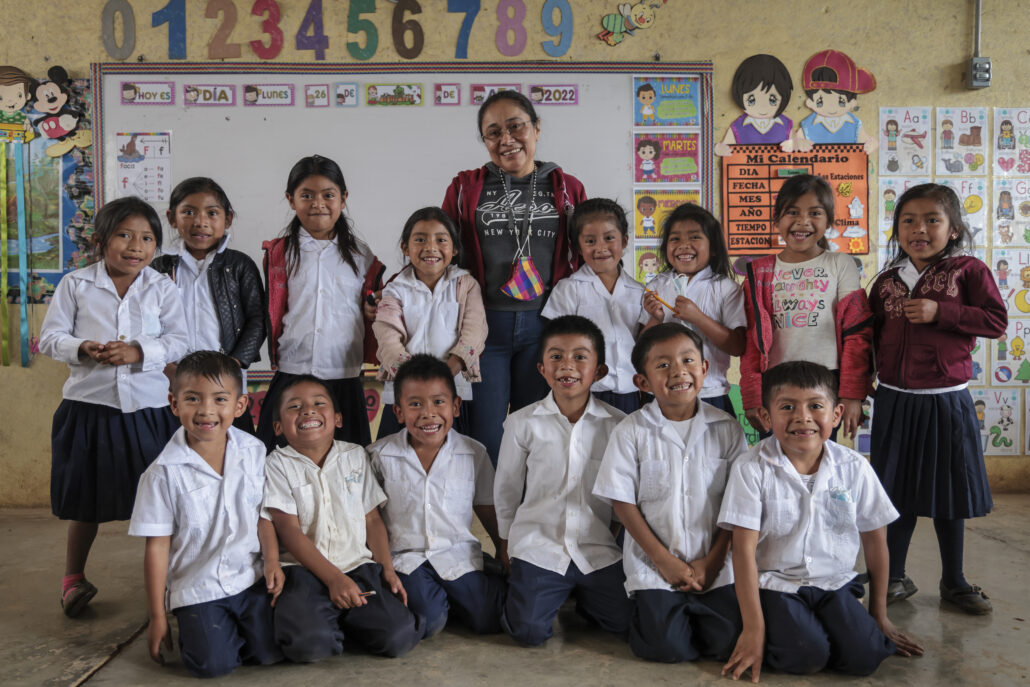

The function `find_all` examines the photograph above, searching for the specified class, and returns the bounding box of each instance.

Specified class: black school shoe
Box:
[886,576,918,604]
[939,581,993,615]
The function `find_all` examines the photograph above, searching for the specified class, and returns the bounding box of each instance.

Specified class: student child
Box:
[373,207,486,438]
[593,323,747,663]
[128,351,283,678]
[257,155,385,451]
[541,198,644,413]
[39,196,188,617]
[152,177,265,432]
[494,315,632,646]
[719,361,922,682]
[740,174,872,439]
[368,354,504,637]
[263,375,423,662]
[869,184,1007,615]
[640,203,746,416]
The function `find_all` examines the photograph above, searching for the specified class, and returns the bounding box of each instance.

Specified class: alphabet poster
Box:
[633,188,699,239]
[633,76,701,127]
[993,107,1030,176]
[969,388,1020,455]
[935,107,988,176]
[114,131,172,203]
[992,249,1030,317]
[993,178,1030,247]
[879,107,932,176]
[877,176,929,245]
[936,178,988,247]
[633,132,700,183]
[991,318,1030,386]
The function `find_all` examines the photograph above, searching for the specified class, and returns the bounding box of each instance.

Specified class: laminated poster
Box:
[633,188,700,239]
[992,248,1030,317]
[720,144,869,255]
[877,176,930,246]
[993,107,1030,176]
[854,395,874,455]
[991,318,1030,387]
[937,178,988,247]
[114,131,171,203]
[633,133,699,184]
[969,388,1020,455]
[993,178,1030,247]
[935,107,988,176]
[634,244,661,285]
[879,107,932,176]
[633,76,701,127]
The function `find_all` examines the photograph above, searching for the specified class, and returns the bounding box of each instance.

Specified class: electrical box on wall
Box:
[968,56,992,89]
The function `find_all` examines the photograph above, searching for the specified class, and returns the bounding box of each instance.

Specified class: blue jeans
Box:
[469,309,550,466]
[398,561,505,637]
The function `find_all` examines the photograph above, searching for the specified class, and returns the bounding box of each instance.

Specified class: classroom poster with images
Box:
[969,388,1021,455]
[632,76,701,127]
[991,318,1030,386]
[936,177,988,246]
[993,178,1030,247]
[971,338,989,385]
[877,176,929,244]
[992,249,1030,317]
[633,132,700,184]
[720,145,869,255]
[935,107,988,176]
[633,188,699,239]
[634,244,662,284]
[879,107,932,176]
[113,131,171,203]
[854,395,875,455]
[993,107,1030,176]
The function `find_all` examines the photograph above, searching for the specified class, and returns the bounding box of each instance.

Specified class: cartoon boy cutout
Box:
[940,119,955,150]
[244,85,260,104]
[883,189,897,216]
[121,83,139,103]
[0,66,35,142]
[793,50,877,154]
[998,120,1016,150]
[637,83,656,123]
[636,139,659,181]
[715,54,794,155]
[637,195,657,236]
[996,260,1009,288]
[184,86,200,105]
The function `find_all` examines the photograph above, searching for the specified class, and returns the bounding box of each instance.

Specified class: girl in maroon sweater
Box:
[869,184,1006,616]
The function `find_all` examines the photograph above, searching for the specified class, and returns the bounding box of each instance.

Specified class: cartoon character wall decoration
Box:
[30,66,92,157]
[598,2,663,46]
[715,54,794,155]
[637,195,657,236]
[636,83,656,123]
[792,49,877,153]
[884,119,899,151]
[0,66,36,142]
[998,119,1016,150]
[998,191,1014,220]
[636,139,659,181]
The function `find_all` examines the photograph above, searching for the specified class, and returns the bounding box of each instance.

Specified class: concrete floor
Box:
[2,496,1028,687]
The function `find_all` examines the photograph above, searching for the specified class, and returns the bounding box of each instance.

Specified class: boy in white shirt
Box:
[593,323,747,664]
[129,351,283,678]
[263,375,423,663]
[719,361,922,682]
[495,315,632,646]
[369,355,504,637]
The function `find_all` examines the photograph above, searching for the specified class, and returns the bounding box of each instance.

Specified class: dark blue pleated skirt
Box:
[870,386,992,519]
[51,400,179,523]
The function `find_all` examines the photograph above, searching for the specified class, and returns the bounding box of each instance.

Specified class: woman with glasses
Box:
[442,90,587,466]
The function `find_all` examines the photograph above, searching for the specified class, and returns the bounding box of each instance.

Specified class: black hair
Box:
[538,315,606,367]
[761,360,838,408]
[568,198,629,254]
[659,203,734,280]
[731,54,793,118]
[631,322,704,374]
[282,155,359,274]
[884,183,972,269]
[400,206,462,267]
[636,82,656,96]
[271,374,337,424]
[92,196,162,256]
[174,350,243,395]
[477,90,539,135]
[169,176,235,219]
[773,174,834,251]
[393,354,457,401]
[804,71,857,103]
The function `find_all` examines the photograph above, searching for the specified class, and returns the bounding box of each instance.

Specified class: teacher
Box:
[442,90,586,465]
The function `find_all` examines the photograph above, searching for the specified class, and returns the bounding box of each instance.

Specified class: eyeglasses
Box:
[481,119,532,143]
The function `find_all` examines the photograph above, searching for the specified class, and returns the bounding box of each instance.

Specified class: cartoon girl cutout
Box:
[998,190,1014,220]
[715,54,794,155]
[998,119,1016,150]
[638,251,659,284]
[940,119,954,150]
[0,66,36,142]
[884,119,899,151]
[636,139,659,181]
[793,50,877,154]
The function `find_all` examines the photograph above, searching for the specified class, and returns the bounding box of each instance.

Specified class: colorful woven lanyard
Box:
[0,142,7,365]
[500,168,537,260]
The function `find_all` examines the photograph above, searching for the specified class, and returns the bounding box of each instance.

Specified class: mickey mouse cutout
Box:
[792,50,877,154]
[31,66,92,158]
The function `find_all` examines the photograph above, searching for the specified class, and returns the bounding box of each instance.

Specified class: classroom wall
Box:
[3,0,1029,506]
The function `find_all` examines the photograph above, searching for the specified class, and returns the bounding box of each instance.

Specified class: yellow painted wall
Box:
[2,0,1029,506]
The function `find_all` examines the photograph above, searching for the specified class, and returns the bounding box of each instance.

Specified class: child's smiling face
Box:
[287,175,346,240]
[633,334,707,421]
[274,381,342,456]
[805,89,854,117]
[171,373,247,448]
[775,191,829,261]
[665,220,710,277]
[168,192,232,260]
[0,83,28,113]
[760,383,842,465]
[394,377,459,453]
[742,83,781,120]
[577,218,626,279]
[537,333,605,410]
[403,220,454,288]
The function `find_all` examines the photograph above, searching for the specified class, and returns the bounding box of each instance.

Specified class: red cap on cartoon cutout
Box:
[802,50,876,94]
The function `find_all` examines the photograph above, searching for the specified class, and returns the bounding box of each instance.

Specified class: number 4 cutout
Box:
[296,0,329,60]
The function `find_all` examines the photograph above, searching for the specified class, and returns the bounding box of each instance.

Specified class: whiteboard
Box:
[93,62,712,277]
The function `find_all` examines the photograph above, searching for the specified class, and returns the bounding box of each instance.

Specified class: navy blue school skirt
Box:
[869,386,992,519]
[51,399,179,523]
[256,372,371,452]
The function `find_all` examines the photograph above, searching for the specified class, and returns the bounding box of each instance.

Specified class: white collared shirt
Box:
[128,427,266,610]
[541,265,644,394]
[369,429,493,580]
[381,264,471,403]
[717,438,899,593]
[262,440,386,573]
[639,269,745,397]
[278,230,375,379]
[38,262,188,412]
[494,393,625,575]
[593,400,747,593]
[172,236,228,354]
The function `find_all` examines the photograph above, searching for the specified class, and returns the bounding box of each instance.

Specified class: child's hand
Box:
[723,629,764,683]
[147,613,174,665]
[264,562,285,606]
[672,296,700,323]
[363,289,382,321]
[879,618,924,657]
[657,554,703,592]
[744,408,769,433]
[78,340,104,362]
[687,553,726,590]
[642,292,666,322]
[382,568,408,606]
[903,298,939,324]
[96,341,142,366]
[840,399,863,439]
[327,571,366,609]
